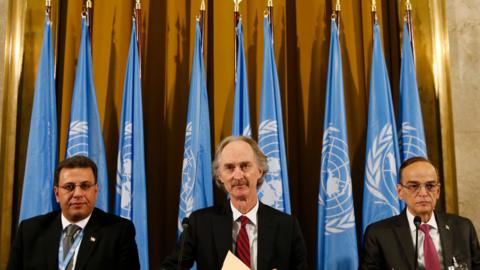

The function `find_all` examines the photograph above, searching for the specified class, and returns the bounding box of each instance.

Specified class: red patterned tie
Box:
[235,215,251,268]
[419,224,441,270]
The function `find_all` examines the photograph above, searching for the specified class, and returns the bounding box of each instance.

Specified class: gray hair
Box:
[212,136,268,191]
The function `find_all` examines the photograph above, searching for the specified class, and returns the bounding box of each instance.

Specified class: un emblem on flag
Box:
[258,120,285,212]
[116,122,133,219]
[319,126,355,234]
[399,122,427,159]
[116,158,132,217]
[67,121,89,156]
[365,124,400,216]
[179,122,195,231]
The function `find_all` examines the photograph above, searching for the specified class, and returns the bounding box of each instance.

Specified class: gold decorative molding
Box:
[0,0,26,266]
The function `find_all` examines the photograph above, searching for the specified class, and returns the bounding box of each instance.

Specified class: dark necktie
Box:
[419,224,441,270]
[235,215,251,268]
[63,224,81,270]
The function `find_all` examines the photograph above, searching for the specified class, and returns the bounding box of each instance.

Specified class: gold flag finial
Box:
[268,0,272,7]
[234,0,242,12]
[200,0,206,11]
[406,0,412,11]
[336,0,341,11]
[86,0,92,9]
[371,0,377,12]
[45,0,51,17]
[136,0,141,10]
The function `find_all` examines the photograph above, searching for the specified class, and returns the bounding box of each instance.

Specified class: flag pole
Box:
[86,0,93,41]
[200,0,206,54]
[335,0,341,34]
[135,0,142,76]
[405,0,416,64]
[234,0,242,83]
[45,0,53,74]
[267,0,273,41]
[45,0,51,19]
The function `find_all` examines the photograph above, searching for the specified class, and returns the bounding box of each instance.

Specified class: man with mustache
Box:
[361,156,480,269]
[161,135,308,270]
[8,155,140,270]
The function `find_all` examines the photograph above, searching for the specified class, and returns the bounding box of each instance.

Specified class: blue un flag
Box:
[178,20,213,240]
[317,19,358,270]
[66,16,108,211]
[115,20,149,270]
[398,21,427,161]
[362,21,402,234]
[258,15,291,214]
[232,19,251,137]
[19,16,58,222]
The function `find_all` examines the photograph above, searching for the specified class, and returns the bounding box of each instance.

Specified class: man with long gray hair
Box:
[162,135,308,270]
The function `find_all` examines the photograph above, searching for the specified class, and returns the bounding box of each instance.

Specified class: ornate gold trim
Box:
[0,0,26,266]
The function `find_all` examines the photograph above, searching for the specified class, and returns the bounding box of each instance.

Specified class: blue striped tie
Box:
[64,224,81,270]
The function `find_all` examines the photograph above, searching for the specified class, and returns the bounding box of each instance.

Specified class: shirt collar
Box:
[406,208,438,232]
[231,200,259,226]
[61,213,92,230]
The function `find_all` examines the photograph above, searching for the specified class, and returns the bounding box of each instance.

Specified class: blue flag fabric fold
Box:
[66,17,108,211]
[398,21,427,161]
[19,17,58,222]
[232,19,251,137]
[178,21,213,239]
[115,21,149,270]
[317,20,358,270]
[258,16,291,214]
[362,21,402,234]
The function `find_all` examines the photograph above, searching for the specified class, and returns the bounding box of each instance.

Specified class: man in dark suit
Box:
[161,135,308,270]
[362,156,480,270]
[7,155,140,270]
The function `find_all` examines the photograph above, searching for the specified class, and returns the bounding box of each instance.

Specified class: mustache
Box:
[232,179,249,187]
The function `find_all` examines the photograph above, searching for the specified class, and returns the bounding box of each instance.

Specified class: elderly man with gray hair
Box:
[161,135,308,270]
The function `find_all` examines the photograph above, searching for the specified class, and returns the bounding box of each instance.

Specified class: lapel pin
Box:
[90,236,96,242]
[445,225,450,230]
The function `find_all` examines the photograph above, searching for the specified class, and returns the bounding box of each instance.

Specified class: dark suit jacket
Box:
[161,202,308,270]
[361,210,480,270]
[7,208,140,270]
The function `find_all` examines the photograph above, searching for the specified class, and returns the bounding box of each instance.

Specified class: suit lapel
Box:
[436,211,454,268]
[44,213,62,270]
[257,203,275,270]
[394,211,416,269]
[214,203,234,267]
[75,209,101,270]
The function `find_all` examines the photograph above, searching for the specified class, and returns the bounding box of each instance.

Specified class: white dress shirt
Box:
[231,200,259,270]
[406,209,444,269]
[61,214,92,270]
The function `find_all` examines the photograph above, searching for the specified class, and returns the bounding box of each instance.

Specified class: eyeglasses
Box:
[399,182,441,193]
[59,182,96,193]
